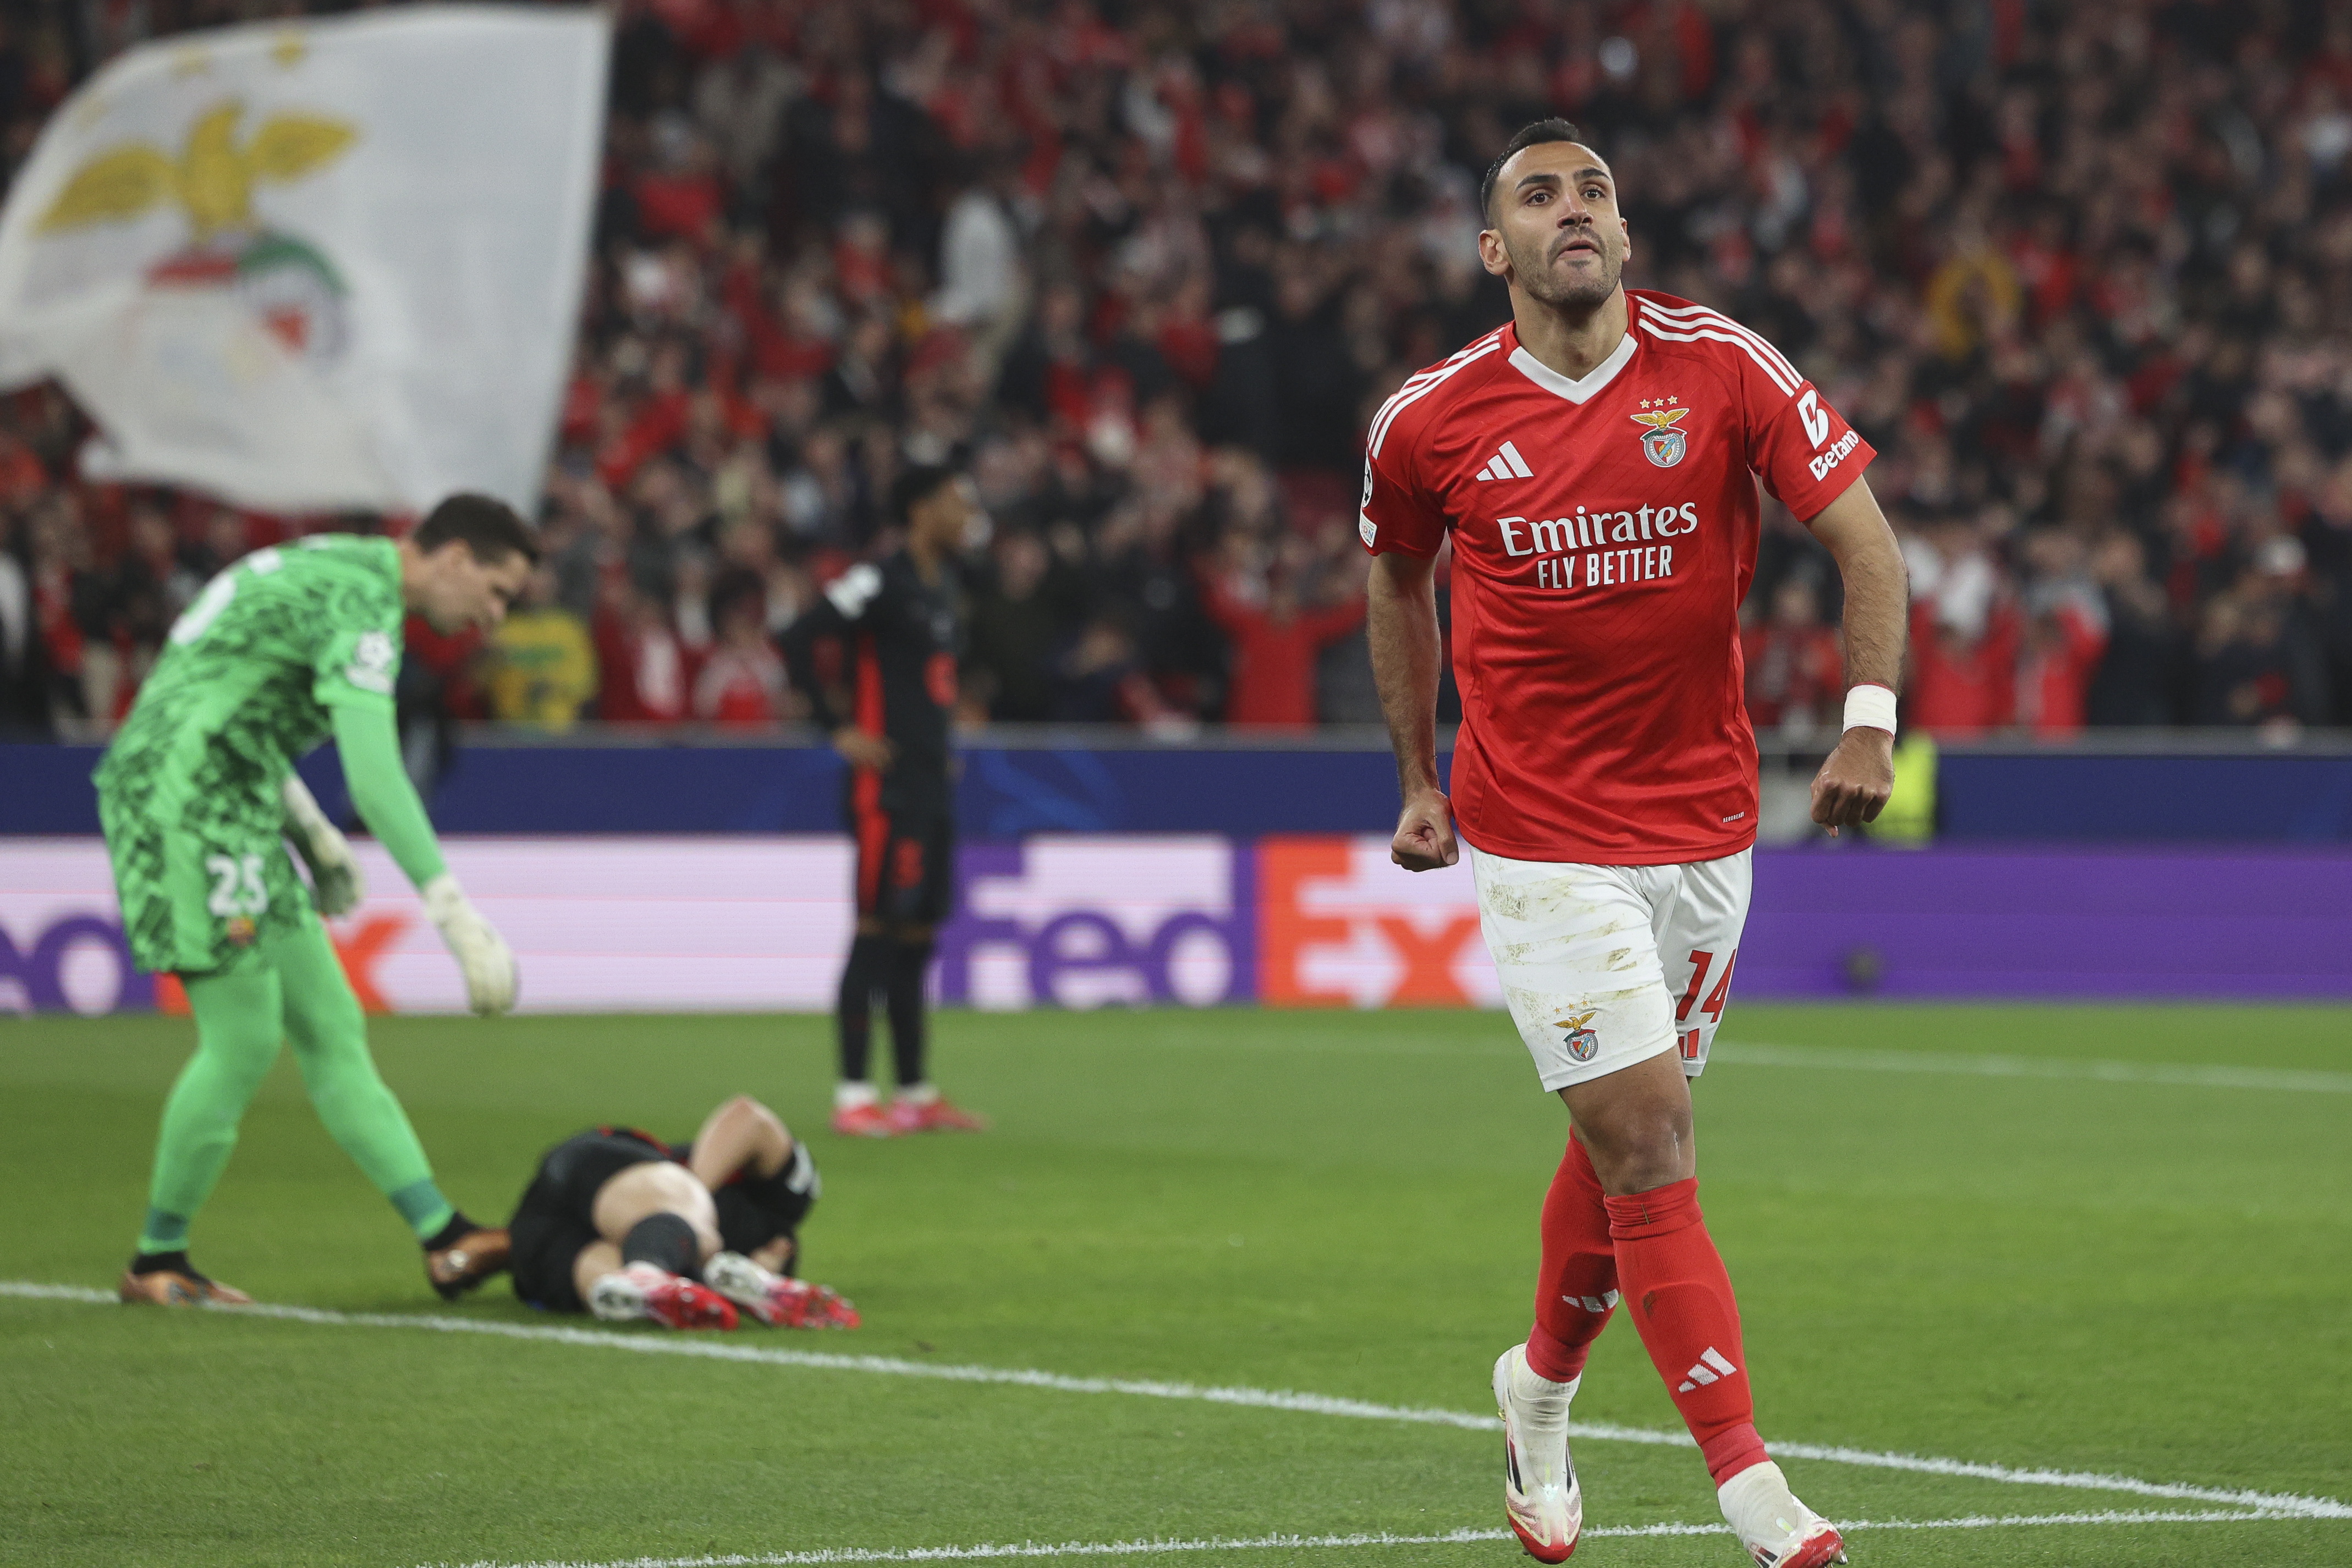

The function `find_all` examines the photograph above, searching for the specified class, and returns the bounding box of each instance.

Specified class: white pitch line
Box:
[1712,1041,2352,1094]
[420,1510,2331,1568]
[10,1280,2348,1522]
[1148,1024,2352,1094]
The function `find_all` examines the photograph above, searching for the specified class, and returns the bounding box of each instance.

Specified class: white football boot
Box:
[1493,1344,1582,1561]
[585,1262,738,1330]
[701,1250,860,1329]
[1717,1460,1847,1567]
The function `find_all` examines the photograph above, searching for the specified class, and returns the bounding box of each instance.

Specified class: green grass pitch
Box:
[3,1003,2348,1567]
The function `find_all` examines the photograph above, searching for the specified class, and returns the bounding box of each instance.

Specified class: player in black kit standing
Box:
[784,464,987,1138]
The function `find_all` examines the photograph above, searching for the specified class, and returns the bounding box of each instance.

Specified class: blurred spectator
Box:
[7,0,2352,740]
[1051,612,1176,726]
[1742,578,1842,739]
[1905,516,2021,738]
[964,528,1084,723]
[594,582,690,724]
[929,155,1026,373]
[1200,558,1366,730]
[691,585,790,724]
[484,565,597,730]
[2194,589,2331,734]
[2086,532,2185,727]
[0,506,46,733]
[2009,532,2109,738]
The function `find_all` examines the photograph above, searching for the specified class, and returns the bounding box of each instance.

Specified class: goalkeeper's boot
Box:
[425,1217,511,1300]
[1717,1461,1847,1567]
[119,1253,253,1307]
[702,1251,862,1329]
[587,1262,739,1330]
[1493,1344,1582,1561]
[884,1091,988,1134]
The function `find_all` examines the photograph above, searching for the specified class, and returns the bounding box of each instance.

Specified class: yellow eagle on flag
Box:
[37,100,356,239]
[34,99,360,365]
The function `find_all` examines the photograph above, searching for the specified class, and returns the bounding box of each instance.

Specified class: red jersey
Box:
[1360,290,1875,863]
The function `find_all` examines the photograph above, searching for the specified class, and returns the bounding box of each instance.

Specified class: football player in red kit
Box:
[1362,120,1907,1565]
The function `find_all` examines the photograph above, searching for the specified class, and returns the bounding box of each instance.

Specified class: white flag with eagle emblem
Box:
[0,7,609,513]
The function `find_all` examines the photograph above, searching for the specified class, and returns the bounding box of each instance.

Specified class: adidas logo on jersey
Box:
[1677,1346,1740,1393]
[1475,441,1535,482]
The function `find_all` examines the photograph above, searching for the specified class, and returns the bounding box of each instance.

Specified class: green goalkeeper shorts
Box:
[98,784,312,977]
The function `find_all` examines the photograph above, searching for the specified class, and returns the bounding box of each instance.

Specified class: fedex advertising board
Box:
[1257,835,1495,1007]
[0,838,856,1015]
[0,833,1455,1015]
[937,837,1249,1009]
[7,835,2343,1013]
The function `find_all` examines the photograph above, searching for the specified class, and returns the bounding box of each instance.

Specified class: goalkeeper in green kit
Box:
[97,495,535,1308]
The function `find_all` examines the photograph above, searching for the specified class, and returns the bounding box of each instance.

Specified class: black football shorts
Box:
[507,1128,673,1313]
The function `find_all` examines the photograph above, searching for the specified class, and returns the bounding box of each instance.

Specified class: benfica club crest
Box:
[1631,399,1690,467]
[1558,1010,1602,1063]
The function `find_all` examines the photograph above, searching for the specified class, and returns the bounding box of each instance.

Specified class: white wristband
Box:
[1843,684,1898,736]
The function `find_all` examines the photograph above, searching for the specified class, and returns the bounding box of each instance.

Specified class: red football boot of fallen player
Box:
[702,1251,861,1329]
[586,1262,739,1330]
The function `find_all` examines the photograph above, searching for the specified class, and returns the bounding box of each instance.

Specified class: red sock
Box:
[1604,1178,1769,1484]
[1526,1133,1617,1383]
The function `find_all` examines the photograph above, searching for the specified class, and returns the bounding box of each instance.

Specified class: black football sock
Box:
[835,934,891,1083]
[130,1250,197,1277]
[420,1211,480,1252]
[740,1140,820,1234]
[885,938,935,1090]
[619,1212,699,1276]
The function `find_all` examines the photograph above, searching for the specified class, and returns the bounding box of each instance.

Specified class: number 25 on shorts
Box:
[205,853,270,918]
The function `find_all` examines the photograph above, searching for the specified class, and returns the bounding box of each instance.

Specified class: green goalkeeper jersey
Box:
[96,535,407,972]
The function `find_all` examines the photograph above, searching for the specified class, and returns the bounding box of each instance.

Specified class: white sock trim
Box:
[834,1081,879,1111]
[1510,1350,1578,1399]
[586,1268,647,1322]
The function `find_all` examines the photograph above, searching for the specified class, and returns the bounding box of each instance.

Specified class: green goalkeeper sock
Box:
[271,916,455,1241]
[139,959,286,1255]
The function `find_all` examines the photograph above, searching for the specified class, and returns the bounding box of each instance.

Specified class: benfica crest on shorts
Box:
[1558,1010,1601,1063]
[1631,399,1689,467]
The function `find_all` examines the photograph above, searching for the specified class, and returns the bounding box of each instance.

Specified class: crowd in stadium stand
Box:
[4,0,2352,742]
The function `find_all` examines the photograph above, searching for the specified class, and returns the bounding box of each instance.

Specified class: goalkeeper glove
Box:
[282,775,366,916]
[421,873,518,1016]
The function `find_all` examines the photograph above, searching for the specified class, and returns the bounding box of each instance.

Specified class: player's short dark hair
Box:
[1480,119,1594,226]
[412,493,539,565]
[891,463,963,525]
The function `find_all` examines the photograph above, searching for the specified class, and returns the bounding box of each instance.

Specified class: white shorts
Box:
[1467,845,1753,1092]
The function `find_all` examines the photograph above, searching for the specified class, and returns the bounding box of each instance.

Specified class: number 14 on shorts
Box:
[1675,948,1736,1063]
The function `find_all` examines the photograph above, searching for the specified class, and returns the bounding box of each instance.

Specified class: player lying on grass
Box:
[102,497,532,1310]
[507,1094,859,1330]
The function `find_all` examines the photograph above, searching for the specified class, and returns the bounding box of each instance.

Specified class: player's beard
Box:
[1507,224,1622,312]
